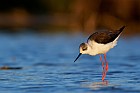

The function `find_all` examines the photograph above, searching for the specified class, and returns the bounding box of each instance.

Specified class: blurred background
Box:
[0,1,140,93]
[0,0,140,35]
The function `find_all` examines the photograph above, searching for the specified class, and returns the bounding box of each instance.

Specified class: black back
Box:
[88,26,125,44]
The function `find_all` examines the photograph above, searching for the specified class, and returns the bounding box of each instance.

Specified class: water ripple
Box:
[0,34,139,93]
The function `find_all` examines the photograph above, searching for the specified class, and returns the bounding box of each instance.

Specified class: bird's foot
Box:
[102,70,106,81]
[102,72,108,85]
[102,80,108,85]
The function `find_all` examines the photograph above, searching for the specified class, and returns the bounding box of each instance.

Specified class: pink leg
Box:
[104,54,108,72]
[99,55,104,69]
[99,55,106,81]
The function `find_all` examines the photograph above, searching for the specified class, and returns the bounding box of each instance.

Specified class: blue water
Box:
[0,33,139,93]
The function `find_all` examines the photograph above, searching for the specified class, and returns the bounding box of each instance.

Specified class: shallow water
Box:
[0,33,139,93]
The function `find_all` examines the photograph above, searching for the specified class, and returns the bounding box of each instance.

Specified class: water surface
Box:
[0,33,139,93]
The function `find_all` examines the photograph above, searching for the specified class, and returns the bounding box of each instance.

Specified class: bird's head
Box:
[74,43,90,62]
[79,43,89,54]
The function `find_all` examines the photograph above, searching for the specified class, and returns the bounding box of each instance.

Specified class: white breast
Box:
[88,37,119,55]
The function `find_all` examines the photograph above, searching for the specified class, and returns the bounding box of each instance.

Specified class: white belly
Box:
[88,39,118,55]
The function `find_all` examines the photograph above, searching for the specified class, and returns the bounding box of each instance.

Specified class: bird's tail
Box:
[119,26,125,32]
[116,26,125,35]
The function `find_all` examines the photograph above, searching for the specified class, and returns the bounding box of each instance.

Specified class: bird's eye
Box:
[80,43,87,51]
[82,47,87,51]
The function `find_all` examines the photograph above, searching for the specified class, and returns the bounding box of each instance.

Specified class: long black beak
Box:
[74,53,82,62]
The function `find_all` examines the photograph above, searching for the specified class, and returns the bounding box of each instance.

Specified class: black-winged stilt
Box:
[74,26,125,82]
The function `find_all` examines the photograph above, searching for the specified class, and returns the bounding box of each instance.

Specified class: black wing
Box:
[88,26,125,44]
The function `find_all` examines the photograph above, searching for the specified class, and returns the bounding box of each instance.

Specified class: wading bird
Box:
[74,26,125,82]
